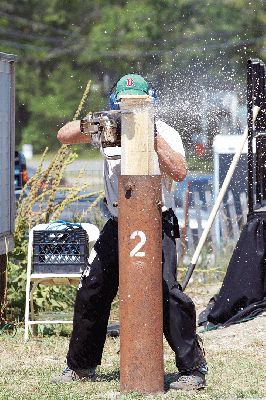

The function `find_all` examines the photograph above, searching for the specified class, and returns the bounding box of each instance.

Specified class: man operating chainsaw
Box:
[52,74,208,390]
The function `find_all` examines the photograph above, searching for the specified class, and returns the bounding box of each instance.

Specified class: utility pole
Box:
[0,255,7,324]
[118,95,164,394]
[0,53,17,324]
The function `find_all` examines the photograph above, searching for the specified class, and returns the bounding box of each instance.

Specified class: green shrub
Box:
[6,80,105,323]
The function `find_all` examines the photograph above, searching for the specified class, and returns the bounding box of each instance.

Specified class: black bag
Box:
[199,212,266,329]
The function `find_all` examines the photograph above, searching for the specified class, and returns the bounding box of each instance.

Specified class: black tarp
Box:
[199,211,266,329]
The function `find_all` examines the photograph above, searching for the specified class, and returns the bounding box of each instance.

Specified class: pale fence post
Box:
[227,190,240,242]
[219,201,229,247]
[194,191,203,240]
[240,192,248,225]
[205,190,218,258]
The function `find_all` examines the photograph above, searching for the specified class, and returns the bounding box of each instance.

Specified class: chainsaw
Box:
[80,111,122,160]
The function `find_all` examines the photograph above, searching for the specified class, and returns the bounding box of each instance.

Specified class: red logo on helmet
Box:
[126,78,134,87]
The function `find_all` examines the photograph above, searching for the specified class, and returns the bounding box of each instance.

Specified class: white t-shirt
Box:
[103,119,185,217]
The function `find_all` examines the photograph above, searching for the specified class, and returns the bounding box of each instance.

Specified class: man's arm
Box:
[57,120,92,144]
[155,134,188,182]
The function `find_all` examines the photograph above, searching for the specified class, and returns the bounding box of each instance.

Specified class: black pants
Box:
[67,212,206,372]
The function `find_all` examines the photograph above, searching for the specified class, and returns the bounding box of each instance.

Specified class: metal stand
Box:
[247,59,266,213]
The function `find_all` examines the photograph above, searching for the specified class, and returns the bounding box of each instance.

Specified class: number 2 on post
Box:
[130,231,146,257]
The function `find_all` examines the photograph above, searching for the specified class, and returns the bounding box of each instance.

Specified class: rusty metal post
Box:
[118,96,164,394]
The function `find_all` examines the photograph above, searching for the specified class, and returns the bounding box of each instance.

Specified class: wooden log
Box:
[119,95,160,176]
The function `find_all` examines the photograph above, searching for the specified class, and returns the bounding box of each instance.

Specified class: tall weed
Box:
[7,80,105,321]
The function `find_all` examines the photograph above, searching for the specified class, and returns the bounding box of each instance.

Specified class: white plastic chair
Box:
[24,223,100,341]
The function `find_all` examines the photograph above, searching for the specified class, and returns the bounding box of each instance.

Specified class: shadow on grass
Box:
[97,369,120,382]
[96,370,182,392]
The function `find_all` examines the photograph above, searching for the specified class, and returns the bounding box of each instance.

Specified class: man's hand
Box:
[57,120,92,144]
[155,134,187,181]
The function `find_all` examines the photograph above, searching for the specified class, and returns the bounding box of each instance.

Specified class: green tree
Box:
[0,0,265,152]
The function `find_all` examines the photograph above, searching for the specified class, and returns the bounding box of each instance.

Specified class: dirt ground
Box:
[188,282,266,349]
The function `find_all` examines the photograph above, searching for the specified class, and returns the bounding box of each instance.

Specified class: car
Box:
[14,151,28,200]
[29,188,107,225]
[173,172,213,210]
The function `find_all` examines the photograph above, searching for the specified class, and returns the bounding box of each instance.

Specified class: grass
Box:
[0,324,265,400]
[0,284,265,400]
[187,154,213,173]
